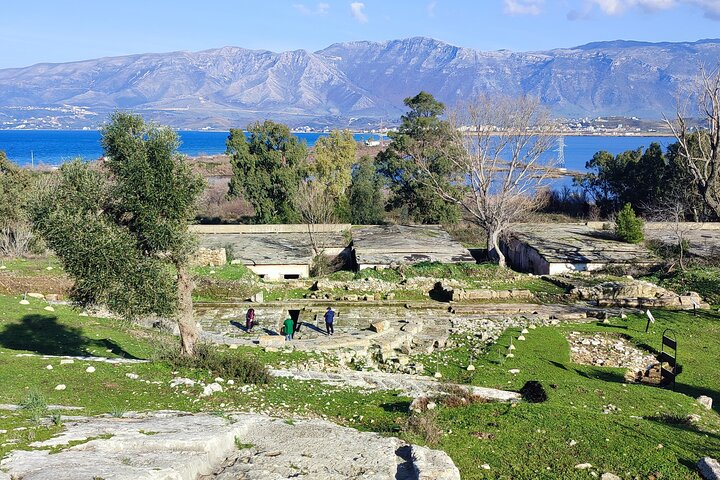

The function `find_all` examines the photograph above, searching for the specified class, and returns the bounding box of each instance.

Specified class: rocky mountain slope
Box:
[1,37,718,129]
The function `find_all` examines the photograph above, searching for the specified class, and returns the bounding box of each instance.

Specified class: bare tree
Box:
[666,66,720,218]
[294,180,337,257]
[417,96,558,267]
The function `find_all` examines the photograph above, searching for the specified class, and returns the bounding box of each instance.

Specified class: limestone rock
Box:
[85,366,95,373]
[698,457,720,480]
[0,412,462,480]
[411,444,461,480]
[371,320,391,333]
[575,463,592,469]
[601,473,622,480]
[259,335,286,347]
[27,293,45,299]
[54,384,66,391]
[697,395,714,410]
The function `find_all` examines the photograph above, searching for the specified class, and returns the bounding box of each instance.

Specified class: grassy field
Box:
[0,295,718,478]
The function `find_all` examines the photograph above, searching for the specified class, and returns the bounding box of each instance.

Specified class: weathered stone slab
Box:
[698,457,720,480]
[258,335,286,347]
[371,320,391,333]
[0,413,460,480]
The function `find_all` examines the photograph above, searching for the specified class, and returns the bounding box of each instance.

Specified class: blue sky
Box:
[1,0,719,69]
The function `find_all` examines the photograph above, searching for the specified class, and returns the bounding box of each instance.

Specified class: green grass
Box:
[192,263,257,282]
[0,292,718,479]
[411,309,720,479]
[0,256,65,277]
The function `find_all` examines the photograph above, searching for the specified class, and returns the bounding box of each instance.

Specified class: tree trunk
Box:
[176,261,198,357]
[488,228,507,268]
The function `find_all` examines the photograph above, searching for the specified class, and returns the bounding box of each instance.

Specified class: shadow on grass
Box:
[0,314,140,359]
[381,400,412,413]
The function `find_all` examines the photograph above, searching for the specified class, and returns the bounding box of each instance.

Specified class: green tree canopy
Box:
[575,142,700,218]
[0,151,33,228]
[31,113,205,356]
[376,91,462,224]
[227,121,307,223]
[311,129,356,210]
[349,156,385,225]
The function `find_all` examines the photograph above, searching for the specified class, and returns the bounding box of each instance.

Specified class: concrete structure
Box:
[502,223,662,275]
[352,225,473,270]
[192,224,349,280]
[193,224,474,279]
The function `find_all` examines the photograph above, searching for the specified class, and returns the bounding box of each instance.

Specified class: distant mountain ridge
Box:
[0,37,719,129]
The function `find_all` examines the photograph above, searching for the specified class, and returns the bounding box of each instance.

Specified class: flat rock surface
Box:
[509,223,661,265]
[0,412,460,480]
[271,368,522,402]
[352,225,473,266]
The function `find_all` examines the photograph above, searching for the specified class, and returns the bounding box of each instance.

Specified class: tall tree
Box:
[667,66,720,218]
[30,113,205,356]
[399,95,558,266]
[227,121,307,223]
[349,156,385,225]
[312,129,356,219]
[376,91,462,224]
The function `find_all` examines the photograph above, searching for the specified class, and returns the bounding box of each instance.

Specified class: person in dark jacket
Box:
[324,306,335,336]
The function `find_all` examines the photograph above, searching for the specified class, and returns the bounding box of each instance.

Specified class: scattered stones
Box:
[201,383,223,397]
[566,332,656,378]
[27,293,45,299]
[697,457,720,480]
[125,373,139,380]
[85,366,95,373]
[44,306,55,312]
[508,369,520,374]
[434,371,443,379]
[54,384,66,391]
[46,365,53,370]
[170,377,196,388]
[60,359,74,365]
[697,395,714,410]
[569,439,577,446]
[466,365,476,371]
[575,463,593,469]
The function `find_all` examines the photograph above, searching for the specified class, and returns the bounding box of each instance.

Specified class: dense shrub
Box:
[155,342,271,385]
[615,203,644,243]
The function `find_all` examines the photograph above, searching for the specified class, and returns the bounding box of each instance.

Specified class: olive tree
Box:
[31,113,205,356]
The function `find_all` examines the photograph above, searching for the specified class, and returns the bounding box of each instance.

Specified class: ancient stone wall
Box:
[193,247,227,267]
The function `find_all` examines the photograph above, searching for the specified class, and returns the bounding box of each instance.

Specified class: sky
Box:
[1,0,719,69]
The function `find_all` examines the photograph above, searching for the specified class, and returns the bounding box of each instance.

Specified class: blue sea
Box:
[0,130,673,176]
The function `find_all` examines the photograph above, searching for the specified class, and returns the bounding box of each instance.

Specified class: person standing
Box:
[324,306,335,336]
[245,308,255,332]
[283,316,295,341]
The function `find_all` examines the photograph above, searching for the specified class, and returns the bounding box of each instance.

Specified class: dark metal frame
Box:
[659,328,678,390]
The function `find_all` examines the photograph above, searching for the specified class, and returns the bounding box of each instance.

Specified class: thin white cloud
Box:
[503,0,545,15]
[427,1,437,17]
[293,2,330,16]
[569,0,719,19]
[350,2,369,23]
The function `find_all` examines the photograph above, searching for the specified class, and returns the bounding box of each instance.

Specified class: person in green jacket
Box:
[283,317,294,341]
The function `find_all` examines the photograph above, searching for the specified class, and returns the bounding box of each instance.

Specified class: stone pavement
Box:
[0,412,460,480]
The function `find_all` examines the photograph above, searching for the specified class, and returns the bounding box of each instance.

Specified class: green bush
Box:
[155,342,271,385]
[615,203,644,243]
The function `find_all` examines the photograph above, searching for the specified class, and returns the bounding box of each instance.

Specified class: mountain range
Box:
[0,37,719,129]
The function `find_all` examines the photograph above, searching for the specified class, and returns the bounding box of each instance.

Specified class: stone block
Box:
[27,293,45,299]
[250,291,264,303]
[192,247,227,267]
[697,395,713,410]
[371,320,391,333]
[698,457,720,480]
[258,335,286,347]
